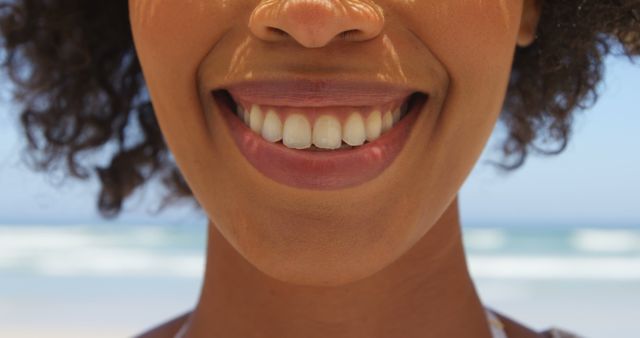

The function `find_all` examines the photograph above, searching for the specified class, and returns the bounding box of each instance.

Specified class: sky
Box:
[0,56,638,227]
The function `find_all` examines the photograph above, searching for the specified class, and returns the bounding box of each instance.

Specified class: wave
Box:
[570,229,640,253]
[1,224,640,279]
[468,255,640,280]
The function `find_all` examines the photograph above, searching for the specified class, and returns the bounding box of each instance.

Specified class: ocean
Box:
[0,223,638,338]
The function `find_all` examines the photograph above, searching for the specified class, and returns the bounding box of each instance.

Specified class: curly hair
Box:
[0,0,638,218]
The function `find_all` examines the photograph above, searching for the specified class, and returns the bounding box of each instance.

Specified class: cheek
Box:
[409,0,523,146]
[128,1,216,122]
[427,0,523,111]
[128,1,239,180]
[424,1,521,81]
[399,0,524,219]
[129,1,222,65]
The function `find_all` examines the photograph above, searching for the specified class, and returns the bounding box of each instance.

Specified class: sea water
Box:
[0,223,638,337]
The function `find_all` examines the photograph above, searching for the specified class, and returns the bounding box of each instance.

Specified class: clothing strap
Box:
[485,307,508,338]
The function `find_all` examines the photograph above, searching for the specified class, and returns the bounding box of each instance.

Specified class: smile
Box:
[212,80,428,190]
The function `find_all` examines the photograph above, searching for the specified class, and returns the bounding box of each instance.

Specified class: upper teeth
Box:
[235,100,409,150]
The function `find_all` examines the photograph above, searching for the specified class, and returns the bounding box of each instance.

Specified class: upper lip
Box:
[216,78,425,107]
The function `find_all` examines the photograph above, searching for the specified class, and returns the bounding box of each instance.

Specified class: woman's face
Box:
[129,0,538,286]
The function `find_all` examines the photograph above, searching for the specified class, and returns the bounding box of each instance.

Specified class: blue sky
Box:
[0,56,638,227]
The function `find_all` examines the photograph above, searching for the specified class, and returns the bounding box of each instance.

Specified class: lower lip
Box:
[214,91,427,190]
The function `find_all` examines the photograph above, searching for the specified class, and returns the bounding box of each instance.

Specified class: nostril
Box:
[264,27,364,43]
[248,0,384,48]
[267,26,289,37]
[338,29,361,40]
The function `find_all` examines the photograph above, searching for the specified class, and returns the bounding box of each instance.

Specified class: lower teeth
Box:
[289,143,360,151]
[310,143,355,151]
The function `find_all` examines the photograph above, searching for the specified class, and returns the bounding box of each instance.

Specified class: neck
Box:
[183,196,492,338]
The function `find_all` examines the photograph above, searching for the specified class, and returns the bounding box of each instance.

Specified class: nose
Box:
[249,0,385,48]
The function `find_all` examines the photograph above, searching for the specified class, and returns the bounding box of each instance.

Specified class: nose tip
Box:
[249,0,384,48]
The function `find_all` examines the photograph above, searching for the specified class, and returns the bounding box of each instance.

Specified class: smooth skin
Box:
[129,0,543,337]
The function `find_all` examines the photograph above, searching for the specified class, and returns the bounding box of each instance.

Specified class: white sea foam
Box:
[571,228,640,253]
[6,250,639,280]
[463,229,506,250]
[1,245,204,278]
[2,225,640,279]
[35,248,204,278]
[468,255,640,280]
[0,224,205,277]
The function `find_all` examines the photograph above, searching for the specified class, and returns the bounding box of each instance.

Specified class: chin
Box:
[216,215,417,287]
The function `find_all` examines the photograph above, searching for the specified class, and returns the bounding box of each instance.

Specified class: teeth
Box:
[392,107,401,124]
[261,109,282,142]
[249,104,264,133]
[234,97,413,150]
[313,115,342,149]
[342,112,366,146]
[381,110,393,133]
[237,105,250,125]
[243,106,250,125]
[365,110,382,142]
[283,114,312,149]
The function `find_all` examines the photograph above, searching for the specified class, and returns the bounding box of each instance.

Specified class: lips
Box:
[225,79,416,107]
[211,80,428,190]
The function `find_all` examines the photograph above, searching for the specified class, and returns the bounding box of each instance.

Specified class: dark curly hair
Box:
[0,1,638,218]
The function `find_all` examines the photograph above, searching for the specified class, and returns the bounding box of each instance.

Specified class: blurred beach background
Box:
[0,57,639,338]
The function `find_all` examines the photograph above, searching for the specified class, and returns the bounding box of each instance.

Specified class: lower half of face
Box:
[130,0,526,286]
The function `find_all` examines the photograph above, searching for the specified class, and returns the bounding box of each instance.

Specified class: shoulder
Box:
[132,309,582,338]
[133,311,191,338]
[493,310,581,338]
